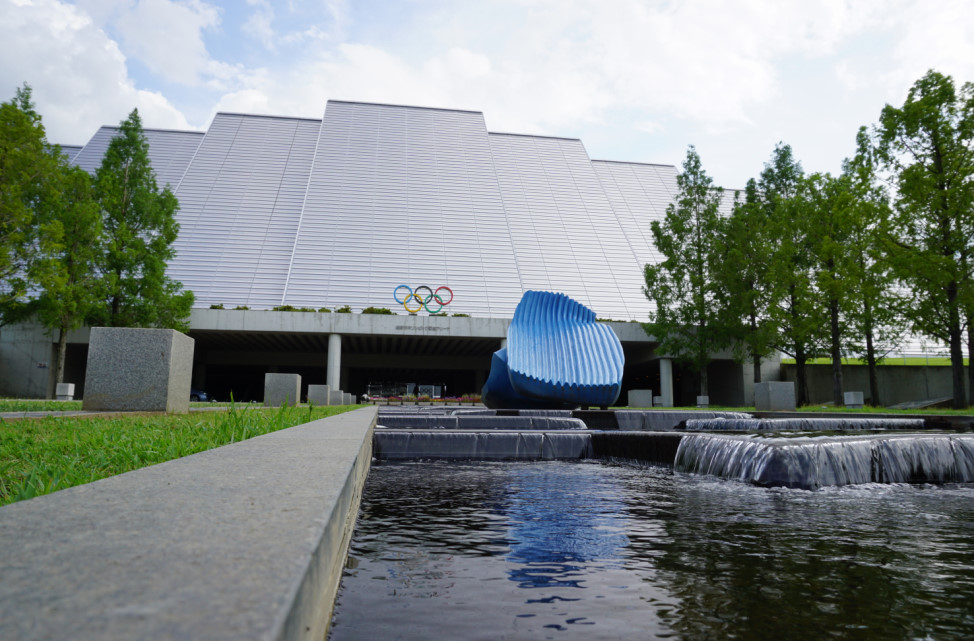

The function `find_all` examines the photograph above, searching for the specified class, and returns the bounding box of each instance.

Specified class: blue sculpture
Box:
[482,291,625,409]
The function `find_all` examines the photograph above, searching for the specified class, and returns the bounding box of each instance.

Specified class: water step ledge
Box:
[0,406,377,641]
[374,430,974,491]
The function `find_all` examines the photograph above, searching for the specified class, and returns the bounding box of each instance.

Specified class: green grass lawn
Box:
[0,403,359,506]
[620,404,974,416]
[0,399,242,412]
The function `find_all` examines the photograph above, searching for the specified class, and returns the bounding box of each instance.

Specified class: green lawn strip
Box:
[0,403,360,506]
[0,399,84,412]
[620,405,974,416]
[780,357,969,366]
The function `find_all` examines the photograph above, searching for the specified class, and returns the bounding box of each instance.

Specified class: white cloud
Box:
[210,1,883,138]
[884,0,974,98]
[211,87,272,115]
[243,0,276,52]
[8,0,974,188]
[112,0,240,89]
[0,0,192,143]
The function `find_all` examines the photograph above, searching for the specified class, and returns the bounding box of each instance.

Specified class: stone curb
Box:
[0,406,377,641]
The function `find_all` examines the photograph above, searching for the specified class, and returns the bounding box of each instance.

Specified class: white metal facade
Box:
[70,100,727,321]
[72,126,204,189]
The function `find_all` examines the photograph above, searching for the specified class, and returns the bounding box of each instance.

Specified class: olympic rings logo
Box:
[394,285,454,314]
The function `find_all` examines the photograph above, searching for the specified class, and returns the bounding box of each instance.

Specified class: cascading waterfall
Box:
[683,417,925,431]
[675,433,974,490]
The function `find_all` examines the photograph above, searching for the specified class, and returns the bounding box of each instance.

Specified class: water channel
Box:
[329,460,974,640]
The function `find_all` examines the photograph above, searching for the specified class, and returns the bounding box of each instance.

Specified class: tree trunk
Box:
[795,345,809,407]
[862,295,880,406]
[55,323,68,386]
[947,282,967,409]
[750,310,761,384]
[968,320,973,408]
[699,366,708,397]
[829,296,843,406]
[865,329,880,407]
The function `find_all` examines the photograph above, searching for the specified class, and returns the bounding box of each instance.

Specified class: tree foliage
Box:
[32,163,102,384]
[839,130,907,405]
[800,171,853,406]
[874,69,974,409]
[759,143,824,406]
[0,89,195,391]
[0,84,55,327]
[91,109,193,330]
[717,178,778,383]
[643,146,728,395]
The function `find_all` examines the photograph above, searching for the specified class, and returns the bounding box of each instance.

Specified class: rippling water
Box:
[328,461,974,640]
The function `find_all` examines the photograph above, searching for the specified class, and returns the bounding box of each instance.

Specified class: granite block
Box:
[265,373,301,407]
[627,389,654,408]
[754,382,796,411]
[82,327,194,413]
[329,390,344,405]
[844,391,864,409]
[56,382,75,401]
[308,385,331,405]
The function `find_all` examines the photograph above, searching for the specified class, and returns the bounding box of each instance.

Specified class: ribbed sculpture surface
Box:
[482,291,625,409]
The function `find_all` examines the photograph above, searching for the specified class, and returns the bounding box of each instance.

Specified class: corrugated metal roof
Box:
[593,159,738,268]
[71,126,204,189]
[168,113,321,309]
[67,101,742,323]
[282,100,524,317]
[489,133,646,319]
[57,144,83,161]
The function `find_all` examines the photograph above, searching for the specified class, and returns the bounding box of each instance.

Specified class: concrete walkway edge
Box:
[0,406,377,641]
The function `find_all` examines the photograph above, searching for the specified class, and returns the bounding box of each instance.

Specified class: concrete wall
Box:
[0,322,54,398]
[190,308,511,338]
[0,406,377,641]
[0,323,91,399]
[781,363,972,406]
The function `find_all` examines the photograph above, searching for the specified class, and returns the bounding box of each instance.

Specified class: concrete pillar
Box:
[327,334,341,390]
[659,358,674,407]
[500,338,507,350]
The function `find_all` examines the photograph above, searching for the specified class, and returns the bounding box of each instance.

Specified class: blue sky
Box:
[3,0,974,189]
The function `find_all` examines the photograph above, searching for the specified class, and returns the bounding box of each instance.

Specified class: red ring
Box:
[433,286,453,305]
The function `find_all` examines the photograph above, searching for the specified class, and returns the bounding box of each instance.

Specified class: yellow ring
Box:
[403,293,424,313]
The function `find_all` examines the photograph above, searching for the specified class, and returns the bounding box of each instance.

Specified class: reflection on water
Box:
[329,461,974,640]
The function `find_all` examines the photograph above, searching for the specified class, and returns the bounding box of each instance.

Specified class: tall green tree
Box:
[643,146,728,397]
[874,70,974,409]
[802,171,852,406]
[32,163,102,385]
[717,178,777,383]
[760,143,824,406]
[92,109,193,329]
[841,129,907,406]
[0,83,54,327]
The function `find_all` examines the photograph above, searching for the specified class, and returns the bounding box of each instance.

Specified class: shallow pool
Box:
[328,461,974,640]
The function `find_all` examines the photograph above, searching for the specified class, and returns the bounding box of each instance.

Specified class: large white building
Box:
[4,100,764,404]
